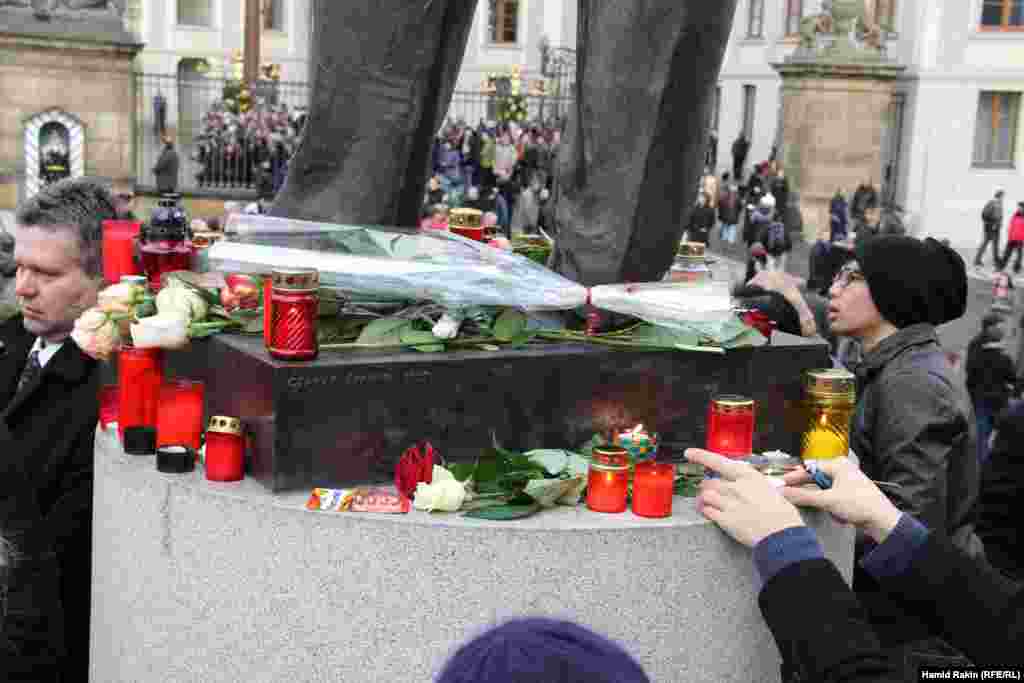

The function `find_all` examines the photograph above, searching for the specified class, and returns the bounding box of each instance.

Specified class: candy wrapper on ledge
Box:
[306,487,411,514]
[209,214,734,334]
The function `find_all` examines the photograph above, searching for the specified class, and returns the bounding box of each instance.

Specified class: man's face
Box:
[827,261,886,338]
[13,226,100,342]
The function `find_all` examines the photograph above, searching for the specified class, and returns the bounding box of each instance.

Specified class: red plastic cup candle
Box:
[98,384,120,430]
[706,395,755,458]
[156,379,205,451]
[586,446,631,513]
[632,461,675,518]
[101,220,142,284]
[204,416,245,482]
[118,347,164,443]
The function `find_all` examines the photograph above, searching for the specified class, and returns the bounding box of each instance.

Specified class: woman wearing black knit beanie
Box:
[825,234,982,675]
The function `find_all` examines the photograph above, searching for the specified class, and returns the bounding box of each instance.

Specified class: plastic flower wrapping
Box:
[209,214,737,338]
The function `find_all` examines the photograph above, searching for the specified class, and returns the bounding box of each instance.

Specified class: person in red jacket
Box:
[999,201,1024,273]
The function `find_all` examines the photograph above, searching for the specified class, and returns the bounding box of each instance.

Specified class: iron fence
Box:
[134,72,575,196]
[134,72,311,197]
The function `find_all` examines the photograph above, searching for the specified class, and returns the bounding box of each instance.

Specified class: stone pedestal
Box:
[774,56,905,241]
[89,427,855,683]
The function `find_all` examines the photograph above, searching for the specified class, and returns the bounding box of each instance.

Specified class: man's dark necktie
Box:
[16,348,42,393]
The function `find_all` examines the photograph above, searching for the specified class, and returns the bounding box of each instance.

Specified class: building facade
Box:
[714,0,1024,248]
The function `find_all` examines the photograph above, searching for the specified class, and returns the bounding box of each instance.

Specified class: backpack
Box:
[983,200,1000,225]
[765,221,787,253]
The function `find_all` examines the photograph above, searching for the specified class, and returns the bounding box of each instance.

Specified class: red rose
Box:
[223,273,262,311]
[394,442,435,500]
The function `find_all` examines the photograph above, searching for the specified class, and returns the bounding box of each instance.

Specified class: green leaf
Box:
[493,309,528,342]
[526,449,569,475]
[400,327,440,346]
[505,330,537,349]
[524,477,585,507]
[463,503,542,520]
[564,453,590,478]
[448,462,477,482]
[411,343,446,353]
[356,317,410,345]
[475,449,501,484]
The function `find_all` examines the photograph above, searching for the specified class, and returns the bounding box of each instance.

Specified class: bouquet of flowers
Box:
[70,276,257,361]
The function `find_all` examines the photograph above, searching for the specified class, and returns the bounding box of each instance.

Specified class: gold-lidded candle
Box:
[801,369,856,461]
[706,395,755,458]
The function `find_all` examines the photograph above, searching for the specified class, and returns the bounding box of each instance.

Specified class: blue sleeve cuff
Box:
[753,525,824,592]
[860,513,930,580]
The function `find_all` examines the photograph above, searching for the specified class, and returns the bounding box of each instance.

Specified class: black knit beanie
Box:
[855,236,967,328]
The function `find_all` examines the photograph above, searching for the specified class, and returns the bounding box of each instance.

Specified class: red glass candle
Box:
[140,242,193,292]
[156,379,205,451]
[632,461,675,518]
[118,347,164,443]
[262,274,273,347]
[586,447,630,513]
[268,268,319,361]
[706,395,756,458]
[205,416,245,482]
[98,384,120,430]
[102,220,142,284]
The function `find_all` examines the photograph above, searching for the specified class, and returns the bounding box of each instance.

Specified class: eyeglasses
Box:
[832,264,865,290]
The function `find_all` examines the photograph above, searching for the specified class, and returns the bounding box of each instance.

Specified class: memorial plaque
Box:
[168,334,829,492]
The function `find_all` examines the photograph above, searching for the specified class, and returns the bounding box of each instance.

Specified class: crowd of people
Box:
[419,119,563,237]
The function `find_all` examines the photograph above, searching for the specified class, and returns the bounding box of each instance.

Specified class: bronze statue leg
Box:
[552,0,739,286]
[271,0,479,227]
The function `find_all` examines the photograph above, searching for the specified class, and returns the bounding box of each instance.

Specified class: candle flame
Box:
[632,424,644,435]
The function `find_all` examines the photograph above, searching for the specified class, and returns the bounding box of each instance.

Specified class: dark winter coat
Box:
[686,204,716,244]
[0,316,100,682]
[830,195,849,242]
[760,532,1024,681]
[769,176,790,221]
[152,144,180,194]
[850,324,983,645]
[978,400,1024,581]
[746,206,773,246]
[718,189,741,225]
[965,338,1016,415]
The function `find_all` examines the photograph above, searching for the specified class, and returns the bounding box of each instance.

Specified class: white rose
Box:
[130,312,190,350]
[431,314,462,340]
[97,282,146,314]
[155,287,209,322]
[70,308,121,360]
[431,465,454,482]
[412,478,466,512]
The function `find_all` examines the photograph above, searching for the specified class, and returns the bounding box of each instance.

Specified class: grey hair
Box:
[15,176,118,280]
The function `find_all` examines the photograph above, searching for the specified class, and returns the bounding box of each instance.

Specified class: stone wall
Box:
[0,33,141,210]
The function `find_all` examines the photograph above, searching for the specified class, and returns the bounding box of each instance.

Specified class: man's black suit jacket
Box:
[1,316,100,682]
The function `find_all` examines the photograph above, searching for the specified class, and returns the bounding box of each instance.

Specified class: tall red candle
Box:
[102,220,142,284]
[706,395,755,458]
[205,416,245,482]
[156,379,205,451]
[632,461,675,518]
[98,384,120,430]
[586,447,630,513]
[118,347,164,443]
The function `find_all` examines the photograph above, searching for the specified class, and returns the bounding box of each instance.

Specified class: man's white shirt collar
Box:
[31,337,65,369]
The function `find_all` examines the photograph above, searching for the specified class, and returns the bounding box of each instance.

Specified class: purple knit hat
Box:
[436,618,651,683]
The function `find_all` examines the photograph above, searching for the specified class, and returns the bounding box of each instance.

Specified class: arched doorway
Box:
[24,109,85,199]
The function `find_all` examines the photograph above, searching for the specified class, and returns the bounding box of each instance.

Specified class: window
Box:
[262,0,284,31]
[489,0,519,44]
[973,92,1020,167]
[981,0,1024,30]
[784,0,804,35]
[742,85,757,140]
[747,0,765,37]
[177,0,213,27]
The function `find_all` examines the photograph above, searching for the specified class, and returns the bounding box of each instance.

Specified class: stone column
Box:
[773,57,905,241]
